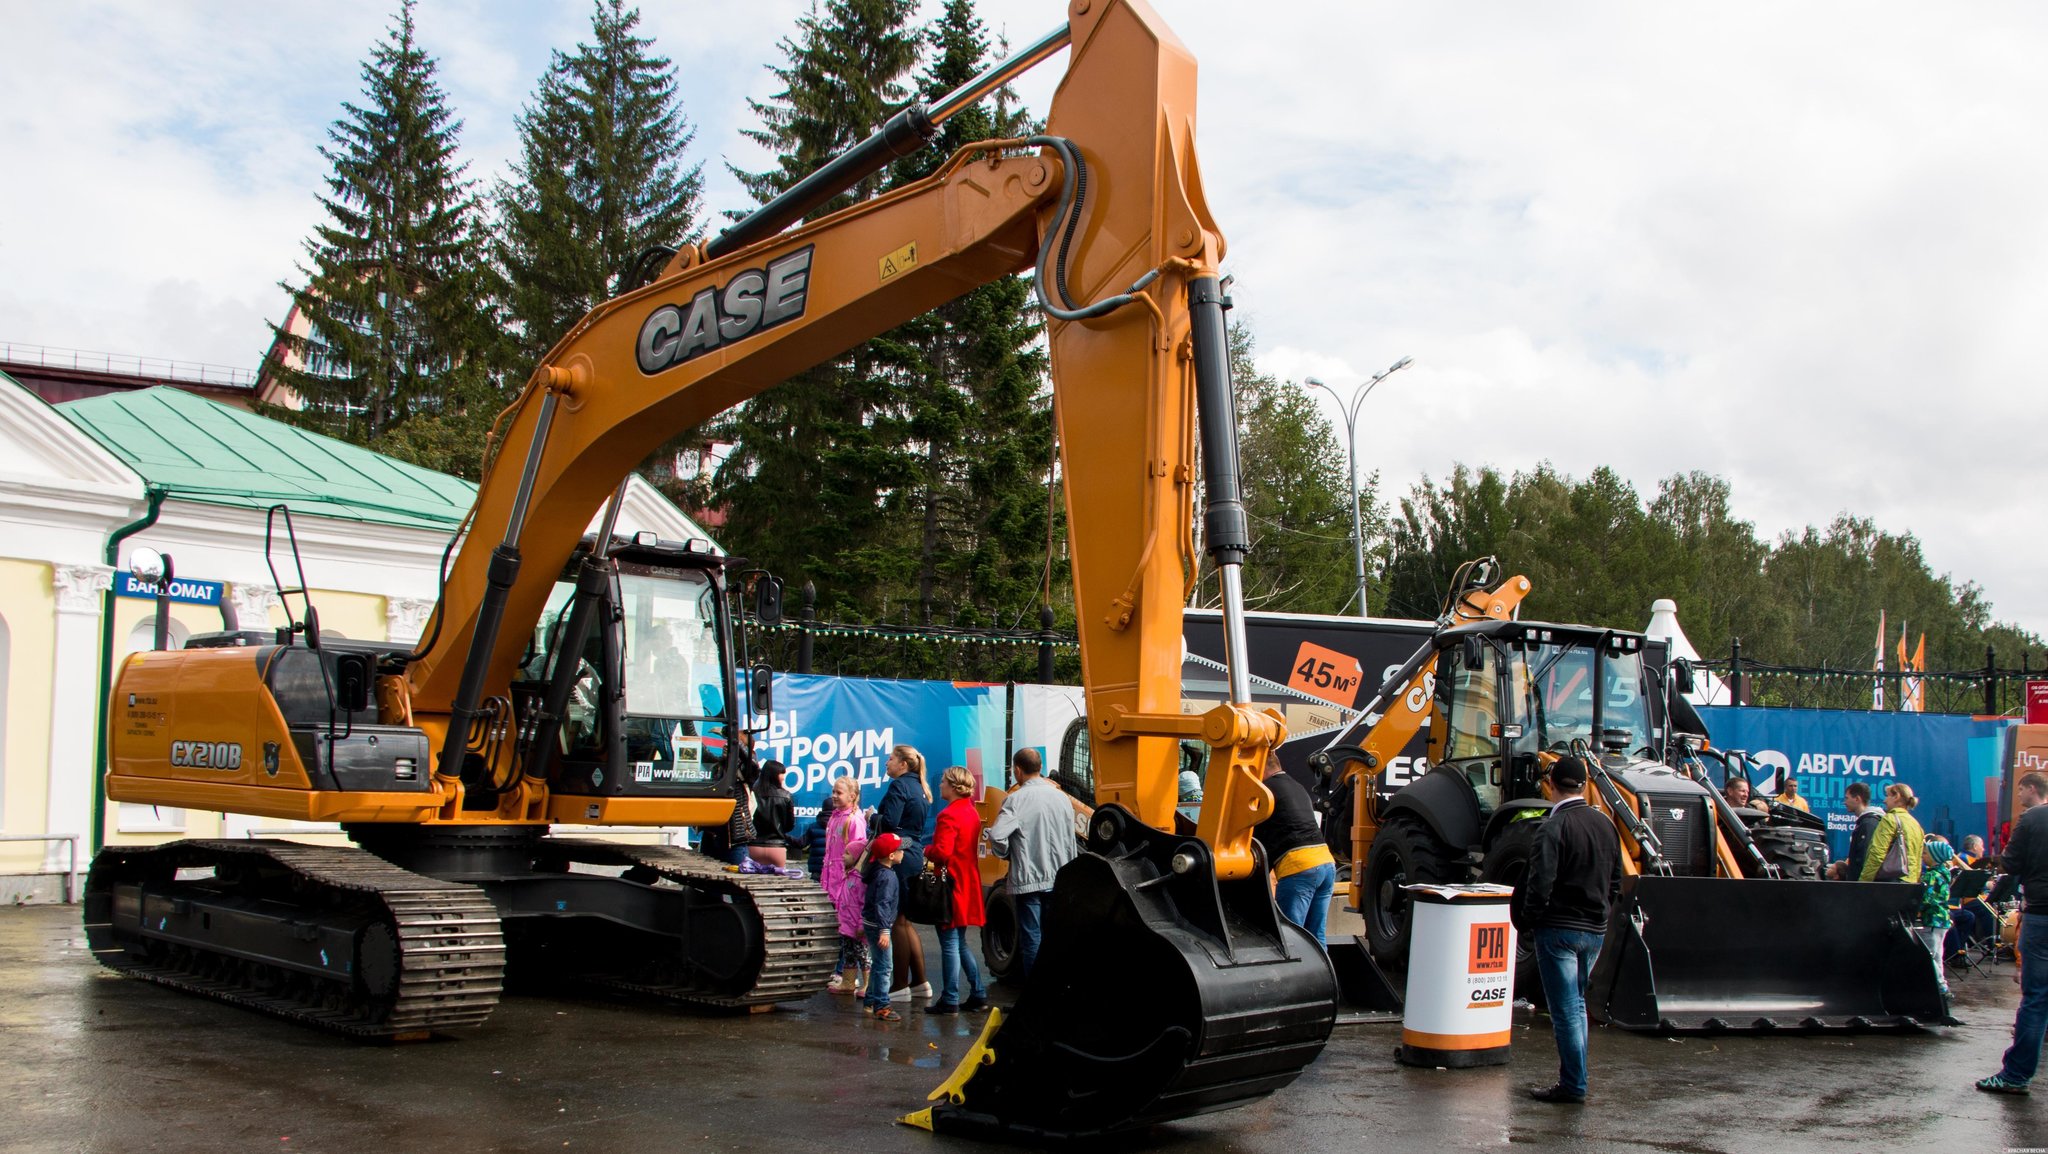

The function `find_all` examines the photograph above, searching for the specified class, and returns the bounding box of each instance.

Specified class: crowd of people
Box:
[742,734,2033,1100]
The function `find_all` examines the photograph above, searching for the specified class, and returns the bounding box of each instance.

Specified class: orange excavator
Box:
[86,0,1335,1138]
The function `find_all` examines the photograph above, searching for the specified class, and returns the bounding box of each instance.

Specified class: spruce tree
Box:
[710,0,924,631]
[886,1,1055,663]
[494,0,705,367]
[267,0,492,450]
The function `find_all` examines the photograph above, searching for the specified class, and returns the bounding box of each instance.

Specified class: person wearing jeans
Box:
[1519,756,1620,1104]
[927,766,989,1013]
[1255,754,1336,945]
[986,748,1079,980]
[1981,772,2048,1093]
[860,833,906,1021]
[1532,926,1606,1098]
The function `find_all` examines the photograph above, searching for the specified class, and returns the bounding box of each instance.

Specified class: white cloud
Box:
[2,1,2043,635]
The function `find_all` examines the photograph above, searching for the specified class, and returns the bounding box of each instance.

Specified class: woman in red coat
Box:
[927,764,988,1014]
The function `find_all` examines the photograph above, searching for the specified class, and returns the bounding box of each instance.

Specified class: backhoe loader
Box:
[86,0,1334,1139]
[1308,559,1949,1032]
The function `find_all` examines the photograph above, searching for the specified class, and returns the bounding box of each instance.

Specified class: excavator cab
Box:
[516,535,739,798]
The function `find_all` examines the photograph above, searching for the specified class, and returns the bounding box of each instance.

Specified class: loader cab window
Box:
[1524,642,1652,754]
[1439,639,1505,814]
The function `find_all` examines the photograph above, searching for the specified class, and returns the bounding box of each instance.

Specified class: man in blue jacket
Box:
[1521,755,1620,1105]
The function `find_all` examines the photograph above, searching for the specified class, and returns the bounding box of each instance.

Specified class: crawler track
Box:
[534,840,839,1008]
[83,840,505,1039]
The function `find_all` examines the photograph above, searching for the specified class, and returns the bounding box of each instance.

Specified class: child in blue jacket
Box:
[861,832,906,1020]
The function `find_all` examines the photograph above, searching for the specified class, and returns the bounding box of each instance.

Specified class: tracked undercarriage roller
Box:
[906,805,1337,1142]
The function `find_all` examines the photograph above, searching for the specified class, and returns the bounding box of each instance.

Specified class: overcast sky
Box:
[3,2,2043,639]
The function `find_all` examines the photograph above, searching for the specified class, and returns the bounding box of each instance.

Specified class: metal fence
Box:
[1698,642,2040,716]
[0,341,257,388]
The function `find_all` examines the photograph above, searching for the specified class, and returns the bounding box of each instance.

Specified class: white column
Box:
[47,564,111,872]
[385,596,434,645]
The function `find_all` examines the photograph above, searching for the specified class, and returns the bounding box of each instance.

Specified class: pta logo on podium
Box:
[1468,922,1509,974]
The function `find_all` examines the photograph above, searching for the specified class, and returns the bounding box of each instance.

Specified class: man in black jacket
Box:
[1979,773,2048,1093]
[1521,755,1620,1104]
[1827,782,1882,880]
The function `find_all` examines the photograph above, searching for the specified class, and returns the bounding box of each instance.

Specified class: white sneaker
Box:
[909,981,933,1000]
[889,984,913,1002]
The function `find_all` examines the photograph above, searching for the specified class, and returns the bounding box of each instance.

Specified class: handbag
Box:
[1872,817,1907,881]
[904,860,955,928]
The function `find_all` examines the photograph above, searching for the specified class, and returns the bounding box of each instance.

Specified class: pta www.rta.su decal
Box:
[636,246,813,374]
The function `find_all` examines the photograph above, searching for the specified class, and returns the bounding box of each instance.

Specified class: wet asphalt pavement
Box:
[0,902,2039,1154]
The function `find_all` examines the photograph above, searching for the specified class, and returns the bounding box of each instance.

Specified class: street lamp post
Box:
[1306,355,1413,618]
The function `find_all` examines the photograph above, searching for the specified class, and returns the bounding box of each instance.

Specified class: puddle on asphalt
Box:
[801,1031,948,1068]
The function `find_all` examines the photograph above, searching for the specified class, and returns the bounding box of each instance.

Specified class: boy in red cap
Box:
[861,833,906,1020]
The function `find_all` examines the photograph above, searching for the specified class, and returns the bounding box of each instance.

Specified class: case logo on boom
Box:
[636,246,814,374]
[170,740,243,770]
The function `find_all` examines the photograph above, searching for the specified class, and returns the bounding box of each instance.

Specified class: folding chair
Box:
[1945,869,1994,976]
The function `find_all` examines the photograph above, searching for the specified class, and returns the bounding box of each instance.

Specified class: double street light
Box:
[1306,355,1414,619]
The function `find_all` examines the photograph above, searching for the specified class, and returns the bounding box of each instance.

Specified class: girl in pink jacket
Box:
[822,775,869,994]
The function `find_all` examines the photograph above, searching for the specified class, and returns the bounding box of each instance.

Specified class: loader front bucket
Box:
[1590,875,1953,1032]
[905,805,1336,1142]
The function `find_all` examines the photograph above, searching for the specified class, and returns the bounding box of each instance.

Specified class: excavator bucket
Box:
[905,806,1336,1142]
[1591,876,1952,1032]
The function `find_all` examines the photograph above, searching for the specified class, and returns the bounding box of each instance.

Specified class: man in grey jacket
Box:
[986,748,1080,980]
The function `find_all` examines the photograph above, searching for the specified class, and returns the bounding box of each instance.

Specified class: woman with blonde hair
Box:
[926,765,990,1013]
[1859,782,1927,883]
[872,744,932,1000]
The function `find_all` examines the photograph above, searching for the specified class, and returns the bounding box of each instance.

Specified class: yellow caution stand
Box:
[1395,883,1516,1068]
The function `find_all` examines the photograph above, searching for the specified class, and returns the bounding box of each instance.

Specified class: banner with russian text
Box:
[1696,705,2010,859]
[755,673,1008,841]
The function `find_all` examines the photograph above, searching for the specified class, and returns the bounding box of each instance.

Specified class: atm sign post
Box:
[115,571,223,607]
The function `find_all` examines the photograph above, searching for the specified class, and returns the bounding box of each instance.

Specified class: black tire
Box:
[1479,815,1546,1007]
[1750,826,1829,880]
[980,881,1022,984]
[1360,815,1464,966]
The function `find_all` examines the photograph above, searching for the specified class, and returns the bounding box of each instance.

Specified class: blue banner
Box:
[752,673,1009,839]
[1696,706,2009,859]
[115,571,223,606]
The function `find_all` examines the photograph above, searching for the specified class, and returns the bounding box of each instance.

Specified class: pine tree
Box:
[266,0,492,450]
[710,0,924,629]
[494,0,705,367]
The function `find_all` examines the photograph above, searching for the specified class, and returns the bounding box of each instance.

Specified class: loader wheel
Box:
[1751,827,1829,880]
[1479,816,1546,1007]
[1361,815,1461,966]
[980,881,1022,984]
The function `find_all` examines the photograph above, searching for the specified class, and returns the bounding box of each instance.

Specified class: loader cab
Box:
[1432,622,1658,815]
[516,534,740,796]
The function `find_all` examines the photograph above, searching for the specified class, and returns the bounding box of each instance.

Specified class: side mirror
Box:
[750,663,774,716]
[1460,635,1485,671]
[754,576,784,626]
[1671,658,1696,694]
